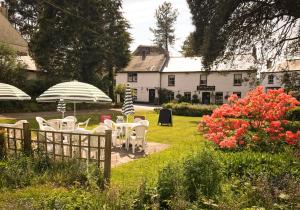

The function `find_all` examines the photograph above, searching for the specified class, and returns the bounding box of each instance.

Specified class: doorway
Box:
[149,89,155,104]
[202,92,210,104]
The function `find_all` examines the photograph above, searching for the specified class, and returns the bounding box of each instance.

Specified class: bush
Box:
[191,94,200,104]
[163,102,217,117]
[183,149,222,201]
[200,86,300,150]
[157,163,184,207]
[0,155,104,189]
[286,106,300,121]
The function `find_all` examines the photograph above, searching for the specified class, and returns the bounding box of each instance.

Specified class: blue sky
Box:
[122,0,194,56]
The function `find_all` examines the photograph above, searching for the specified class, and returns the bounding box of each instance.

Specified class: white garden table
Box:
[115,122,139,150]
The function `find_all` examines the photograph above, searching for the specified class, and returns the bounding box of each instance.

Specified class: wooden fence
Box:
[0,122,112,183]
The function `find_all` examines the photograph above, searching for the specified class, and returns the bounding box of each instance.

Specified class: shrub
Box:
[158,88,174,104]
[157,162,184,207]
[0,155,104,189]
[163,102,217,117]
[191,94,200,104]
[286,106,300,121]
[200,86,300,150]
[183,149,222,201]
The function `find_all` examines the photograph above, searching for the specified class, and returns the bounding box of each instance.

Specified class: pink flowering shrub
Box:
[199,86,300,150]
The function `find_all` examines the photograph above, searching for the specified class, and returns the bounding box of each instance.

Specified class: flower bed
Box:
[162,102,218,117]
[199,86,300,150]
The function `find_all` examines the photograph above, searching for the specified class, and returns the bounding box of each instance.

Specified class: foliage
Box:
[181,33,197,57]
[200,86,300,150]
[191,94,200,104]
[5,0,38,40]
[163,102,217,117]
[6,0,131,97]
[183,149,222,201]
[287,106,300,121]
[186,0,300,67]
[149,1,178,52]
[0,155,104,189]
[0,43,26,87]
[114,83,126,102]
[158,88,174,104]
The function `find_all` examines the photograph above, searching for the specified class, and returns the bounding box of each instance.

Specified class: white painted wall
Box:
[115,72,160,102]
[260,71,300,90]
[161,71,257,103]
[116,71,257,103]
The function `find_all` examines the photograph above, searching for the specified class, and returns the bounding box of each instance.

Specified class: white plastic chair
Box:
[104,119,121,146]
[133,118,143,123]
[116,116,124,123]
[36,117,48,130]
[47,119,61,130]
[8,120,28,148]
[37,126,66,155]
[62,116,77,130]
[77,118,91,129]
[138,120,149,127]
[129,125,148,153]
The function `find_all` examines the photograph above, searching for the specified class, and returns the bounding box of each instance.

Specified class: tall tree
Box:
[5,0,38,40]
[0,43,26,87]
[6,0,131,99]
[187,0,300,68]
[150,1,178,53]
[181,33,197,57]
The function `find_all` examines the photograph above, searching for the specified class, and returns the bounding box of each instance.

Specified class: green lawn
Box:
[0,110,205,207]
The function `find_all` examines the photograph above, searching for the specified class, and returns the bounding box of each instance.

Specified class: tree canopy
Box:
[5,0,131,98]
[0,43,25,87]
[150,1,178,53]
[186,0,300,67]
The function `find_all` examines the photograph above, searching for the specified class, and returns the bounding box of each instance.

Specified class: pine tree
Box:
[150,1,178,53]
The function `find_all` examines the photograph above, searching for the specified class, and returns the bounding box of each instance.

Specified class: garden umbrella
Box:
[122,83,134,121]
[36,81,112,116]
[0,83,31,101]
[57,99,66,118]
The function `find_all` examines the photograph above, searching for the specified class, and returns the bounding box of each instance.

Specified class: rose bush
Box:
[199,86,300,150]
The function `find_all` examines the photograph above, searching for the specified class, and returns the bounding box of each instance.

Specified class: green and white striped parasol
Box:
[0,83,31,101]
[122,83,134,117]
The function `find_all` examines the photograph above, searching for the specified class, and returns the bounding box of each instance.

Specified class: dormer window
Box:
[268,74,274,84]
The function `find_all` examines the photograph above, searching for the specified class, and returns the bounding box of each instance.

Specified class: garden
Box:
[0,87,299,209]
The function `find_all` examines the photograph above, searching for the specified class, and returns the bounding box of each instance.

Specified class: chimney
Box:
[267,60,272,69]
[0,2,8,18]
[141,50,146,60]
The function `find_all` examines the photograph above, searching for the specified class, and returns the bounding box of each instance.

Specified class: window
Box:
[168,75,175,86]
[184,92,191,101]
[215,92,223,104]
[132,88,137,101]
[233,74,242,86]
[268,74,274,84]
[128,73,137,82]
[200,74,207,85]
[233,92,241,98]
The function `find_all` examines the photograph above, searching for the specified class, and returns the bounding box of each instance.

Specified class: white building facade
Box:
[115,46,258,104]
[260,59,300,91]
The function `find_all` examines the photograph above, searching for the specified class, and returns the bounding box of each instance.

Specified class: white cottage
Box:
[116,45,258,104]
[161,56,257,104]
[260,59,300,91]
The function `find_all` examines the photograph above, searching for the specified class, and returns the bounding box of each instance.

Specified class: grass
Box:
[0,110,206,207]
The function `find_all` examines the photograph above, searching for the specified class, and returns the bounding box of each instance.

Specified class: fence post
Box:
[23,122,32,156]
[0,129,5,159]
[104,130,112,185]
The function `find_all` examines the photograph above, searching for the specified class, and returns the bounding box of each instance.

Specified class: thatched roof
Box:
[0,12,28,54]
[122,45,167,72]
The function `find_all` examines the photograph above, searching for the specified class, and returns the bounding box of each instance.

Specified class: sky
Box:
[122,0,195,56]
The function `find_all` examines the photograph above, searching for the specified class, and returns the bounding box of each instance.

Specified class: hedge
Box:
[286,106,300,121]
[162,102,218,117]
